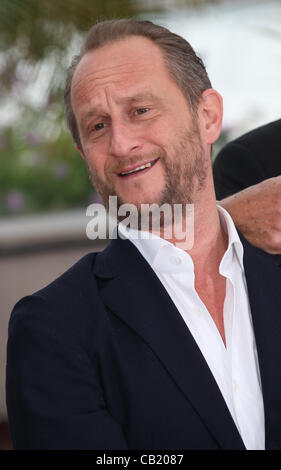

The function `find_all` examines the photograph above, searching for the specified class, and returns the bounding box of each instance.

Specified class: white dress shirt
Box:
[118,206,265,450]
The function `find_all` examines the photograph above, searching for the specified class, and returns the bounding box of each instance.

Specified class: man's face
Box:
[71,36,208,211]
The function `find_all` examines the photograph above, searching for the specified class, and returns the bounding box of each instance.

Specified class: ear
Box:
[198,89,223,144]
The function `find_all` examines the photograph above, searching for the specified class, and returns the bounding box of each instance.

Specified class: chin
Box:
[117,188,159,206]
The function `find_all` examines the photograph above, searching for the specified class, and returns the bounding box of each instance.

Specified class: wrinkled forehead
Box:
[71,36,169,102]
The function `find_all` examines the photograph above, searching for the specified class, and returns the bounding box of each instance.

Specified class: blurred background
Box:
[1,0,281,449]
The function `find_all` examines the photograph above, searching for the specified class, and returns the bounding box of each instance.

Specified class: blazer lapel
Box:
[240,234,281,450]
[93,237,245,450]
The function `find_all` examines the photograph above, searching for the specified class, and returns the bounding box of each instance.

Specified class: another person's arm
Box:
[219,176,281,254]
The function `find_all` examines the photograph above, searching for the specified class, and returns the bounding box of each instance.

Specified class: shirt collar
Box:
[118,222,171,268]
[118,205,244,273]
[217,204,244,272]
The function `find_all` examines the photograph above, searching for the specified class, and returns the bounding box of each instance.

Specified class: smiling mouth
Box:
[118,158,159,177]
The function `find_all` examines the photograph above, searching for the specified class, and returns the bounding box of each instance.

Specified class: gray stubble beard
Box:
[86,122,207,229]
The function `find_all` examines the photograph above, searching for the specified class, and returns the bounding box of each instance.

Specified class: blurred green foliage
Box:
[0,123,94,215]
[0,0,221,216]
[0,0,146,216]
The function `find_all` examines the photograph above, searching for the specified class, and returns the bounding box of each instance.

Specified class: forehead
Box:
[71,36,172,106]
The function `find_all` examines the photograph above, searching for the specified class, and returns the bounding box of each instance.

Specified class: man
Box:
[6,19,281,450]
[213,119,281,254]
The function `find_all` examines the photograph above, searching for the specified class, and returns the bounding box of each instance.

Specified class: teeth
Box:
[120,161,153,176]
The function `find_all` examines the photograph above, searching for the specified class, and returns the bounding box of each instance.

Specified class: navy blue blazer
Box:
[6,233,281,450]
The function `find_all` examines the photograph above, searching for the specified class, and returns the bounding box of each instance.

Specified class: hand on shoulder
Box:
[219,176,281,254]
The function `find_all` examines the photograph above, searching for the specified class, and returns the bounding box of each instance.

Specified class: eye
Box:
[134,107,149,115]
[93,122,106,131]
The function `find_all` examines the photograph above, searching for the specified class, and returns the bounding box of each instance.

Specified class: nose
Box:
[109,120,142,158]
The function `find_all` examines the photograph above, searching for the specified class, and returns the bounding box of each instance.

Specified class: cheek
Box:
[84,139,104,163]
[150,117,184,152]
[84,150,105,180]
[147,123,168,144]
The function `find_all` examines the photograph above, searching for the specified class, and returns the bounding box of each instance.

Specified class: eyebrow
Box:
[121,92,156,104]
[80,109,106,129]
[80,92,158,128]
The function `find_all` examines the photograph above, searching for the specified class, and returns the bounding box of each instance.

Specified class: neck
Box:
[154,172,229,346]
[156,174,228,272]
[186,177,228,346]
[189,201,228,274]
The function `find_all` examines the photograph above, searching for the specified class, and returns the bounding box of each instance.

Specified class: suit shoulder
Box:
[232,119,281,147]
[36,251,98,298]
[216,119,281,159]
[9,251,101,338]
